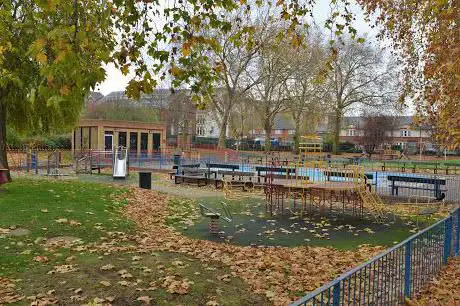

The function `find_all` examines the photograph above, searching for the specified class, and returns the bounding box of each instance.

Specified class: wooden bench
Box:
[387,175,447,199]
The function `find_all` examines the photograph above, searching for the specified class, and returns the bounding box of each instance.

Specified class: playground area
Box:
[2,146,460,305]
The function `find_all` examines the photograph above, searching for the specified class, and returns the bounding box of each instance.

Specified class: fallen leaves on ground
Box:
[47,264,78,274]
[0,277,23,304]
[122,188,385,305]
[409,257,460,305]
[160,275,192,295]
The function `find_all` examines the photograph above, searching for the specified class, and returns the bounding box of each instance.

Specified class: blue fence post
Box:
[332,282,340,306]
[456,209,460,256]
[404,240,412,298]
[444,215,453,264]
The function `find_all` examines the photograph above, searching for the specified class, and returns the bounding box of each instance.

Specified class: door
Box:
[118,132,127,148]
[130,133,138,154]
[152,133,161,151]
[140,133,148,152]
[104,133,113,150]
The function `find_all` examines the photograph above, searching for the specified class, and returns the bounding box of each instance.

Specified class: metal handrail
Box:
[290,207,459,305]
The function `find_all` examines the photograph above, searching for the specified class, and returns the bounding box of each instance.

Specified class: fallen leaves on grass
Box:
[137,295,153,304]
[33,255,49,263]
[122,188,384,305]
[160,275,192,294]
[99,281,111,287]
[0,277,23,304]
[47,264,78,274]
[100,264,115,271]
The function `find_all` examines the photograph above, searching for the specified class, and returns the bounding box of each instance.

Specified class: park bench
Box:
[169,163,201,179]
[387,175,447,199]
[215,170,255,189]
[206,163,239,171]
[255,166,296,176]
[255,166,296,182]
[174,168,209,187]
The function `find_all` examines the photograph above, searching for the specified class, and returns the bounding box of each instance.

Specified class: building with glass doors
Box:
[72,119,166,154]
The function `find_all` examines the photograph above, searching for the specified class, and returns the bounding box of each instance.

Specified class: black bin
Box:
[173,154,181,166]
[139,172,152,189]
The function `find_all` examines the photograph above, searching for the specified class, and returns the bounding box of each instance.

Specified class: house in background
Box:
[339,116,434,153]
[249,114,296,143]
[195,109,221,139]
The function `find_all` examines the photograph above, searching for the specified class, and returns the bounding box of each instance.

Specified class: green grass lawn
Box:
[0,178,267,305]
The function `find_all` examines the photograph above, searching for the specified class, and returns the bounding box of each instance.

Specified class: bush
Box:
[5,128,24,149]
[6,129,71,150]
[339,141,361,153]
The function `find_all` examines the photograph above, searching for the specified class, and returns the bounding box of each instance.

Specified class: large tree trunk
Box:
[264,119,272,153]
[333,109,342,155]
[0,100,11,182]
[293,118,301,154]
[217,110,230,149]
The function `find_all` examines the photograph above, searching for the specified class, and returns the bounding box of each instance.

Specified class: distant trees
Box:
[206,8,269,149]
[283,33,325,153]
[84,101,161,123]
[358,114,395,159]
[322,37,399,154]
[248,31,291,152]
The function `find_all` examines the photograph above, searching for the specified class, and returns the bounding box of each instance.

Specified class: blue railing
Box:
[290,207,460,306]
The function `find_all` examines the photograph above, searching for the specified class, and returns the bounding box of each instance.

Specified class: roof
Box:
[97,89,190,108]
[342,116,416,129]
[86,91,104,103]
[273,114,295,130]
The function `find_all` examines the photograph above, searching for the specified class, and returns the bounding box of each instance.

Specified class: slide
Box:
[113,147,128,179]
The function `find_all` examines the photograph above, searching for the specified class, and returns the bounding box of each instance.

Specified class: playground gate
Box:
[291,207,460,306]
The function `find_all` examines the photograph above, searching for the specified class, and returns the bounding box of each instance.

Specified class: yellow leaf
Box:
[182,43,191,56]
[60,85,71,96]
[36,52,48,64]
[170,65,182,77]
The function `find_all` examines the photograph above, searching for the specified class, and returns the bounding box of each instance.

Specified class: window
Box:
[275,129,282,135]
[197,126,205,136]
[130,133,138,152]
[288,130,295,135]
[118,132,127,147]
[347,129,355,137]
[400,130,411,137]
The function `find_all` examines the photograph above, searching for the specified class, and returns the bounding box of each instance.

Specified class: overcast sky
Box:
[96,1,379,95]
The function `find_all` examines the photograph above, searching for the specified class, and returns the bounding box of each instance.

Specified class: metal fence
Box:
[290,207,460,306]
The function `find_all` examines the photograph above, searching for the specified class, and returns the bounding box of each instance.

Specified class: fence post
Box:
[444,216,453,264]
[332,282,340,306]
[404,240,412,298]
[456,209,460,256]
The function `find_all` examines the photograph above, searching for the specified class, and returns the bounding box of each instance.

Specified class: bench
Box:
[387,175,447,199]
[174,169,209,186]
[206,163,239,171]
[175,175,208,186]
[255,166,296,176]
[215,170,255,188]
[169,163,201,179]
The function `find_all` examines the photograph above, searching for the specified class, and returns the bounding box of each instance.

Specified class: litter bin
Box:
[139,172,152,189]
[173,154,181,166]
